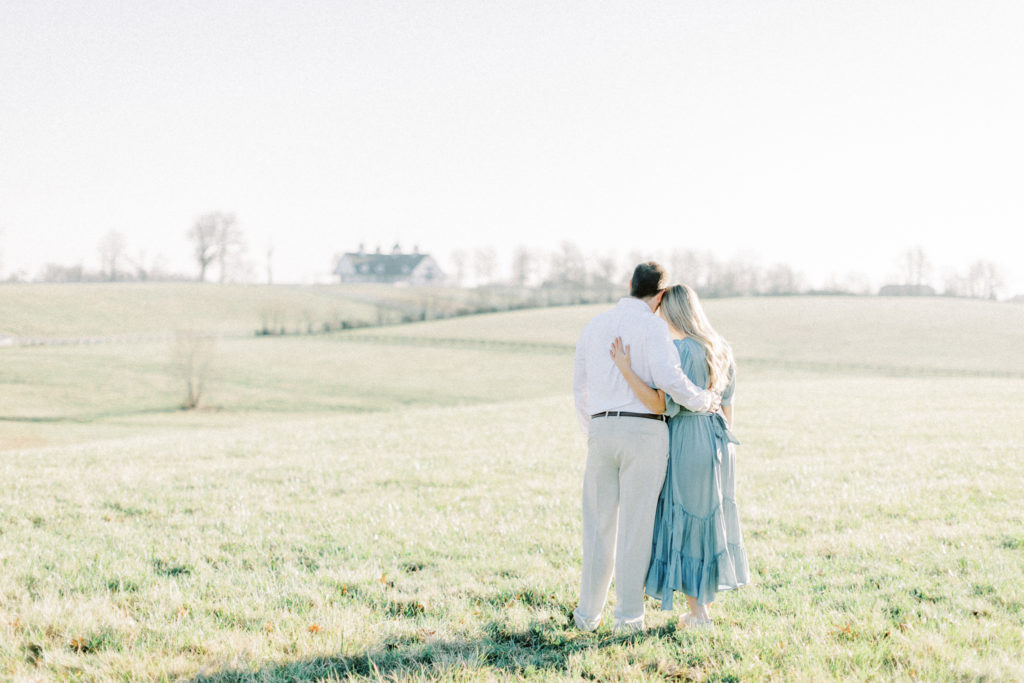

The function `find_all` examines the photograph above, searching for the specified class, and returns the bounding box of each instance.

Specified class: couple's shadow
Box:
[190,617,678,681]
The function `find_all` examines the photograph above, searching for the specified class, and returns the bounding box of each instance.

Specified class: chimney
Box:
[392,242,402,255]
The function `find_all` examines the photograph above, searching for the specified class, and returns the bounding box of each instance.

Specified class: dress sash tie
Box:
[672,411,739,461]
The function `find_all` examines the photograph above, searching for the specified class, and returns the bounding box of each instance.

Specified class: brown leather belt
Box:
[591,411,668,422]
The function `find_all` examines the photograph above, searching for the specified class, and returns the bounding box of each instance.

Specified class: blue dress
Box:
[645,337,749,608]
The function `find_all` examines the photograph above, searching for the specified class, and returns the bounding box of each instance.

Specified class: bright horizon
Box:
[2,1,1022,295]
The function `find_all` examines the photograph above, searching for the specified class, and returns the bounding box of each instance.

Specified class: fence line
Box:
[739,357,1024,379]
[334,334,573,354]
[5,331,252,348]
[6,328,1022,380]
[334,335,1024,378]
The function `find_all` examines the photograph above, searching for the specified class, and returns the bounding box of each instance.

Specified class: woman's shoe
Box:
[678,613,713,629]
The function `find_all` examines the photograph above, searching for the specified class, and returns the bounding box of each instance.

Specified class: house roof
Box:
[334,252,430,277]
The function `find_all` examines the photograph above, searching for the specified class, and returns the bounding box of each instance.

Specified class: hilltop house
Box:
[333,244,444,285]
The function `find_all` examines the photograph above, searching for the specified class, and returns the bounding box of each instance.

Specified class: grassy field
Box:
[0,282,558,340]
[0,283,382,338]
[1,292,1023,681]
[347,296,1024,376]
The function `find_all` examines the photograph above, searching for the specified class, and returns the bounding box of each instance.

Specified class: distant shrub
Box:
[173,331,215,410]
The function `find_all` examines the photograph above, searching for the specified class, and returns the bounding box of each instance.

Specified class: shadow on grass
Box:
[190,619,678,682]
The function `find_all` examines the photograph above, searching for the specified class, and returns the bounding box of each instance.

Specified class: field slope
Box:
[1,294,1023,681]
[0,282,557,341]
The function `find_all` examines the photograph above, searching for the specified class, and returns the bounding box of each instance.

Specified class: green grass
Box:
[350,296,1024,376]
[0,336,569,450]
[0,282,549,339]
[2,379,1022,681]
[709,296,1024,377]
[1,295,1023,680]
[0,282,392,338]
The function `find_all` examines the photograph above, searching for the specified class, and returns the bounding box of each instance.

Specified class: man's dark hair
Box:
[630,262,666,299]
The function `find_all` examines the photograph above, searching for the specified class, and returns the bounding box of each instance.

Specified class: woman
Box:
[610,284,748,628]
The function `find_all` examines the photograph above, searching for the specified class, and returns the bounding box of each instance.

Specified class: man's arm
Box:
[573,336,590,434]
[647,325,716,412]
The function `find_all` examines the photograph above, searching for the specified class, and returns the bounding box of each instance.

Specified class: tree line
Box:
[893,246,1003,300]
[4,219,1011,301]
[10,211,250,284]
[451,243,1009,301]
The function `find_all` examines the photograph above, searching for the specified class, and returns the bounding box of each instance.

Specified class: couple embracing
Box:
[571,261,748,632]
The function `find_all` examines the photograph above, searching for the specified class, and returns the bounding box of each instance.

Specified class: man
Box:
[571,262,719,633]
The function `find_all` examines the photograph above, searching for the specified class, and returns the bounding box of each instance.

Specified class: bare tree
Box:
[186,211,245,283]
[966,260,1003,300]
[265,241,274,285]
[98,230,127,281]
[214,214,245,283]
[473,247,498,286]
[669,249,714,291]
[450,250,468,287]
[39,263,85,282]
[942,267,970,297]
[592,252,620,288]
[188,213,220,282]
[125,248,165,281]
[547,241,588,288]
[763,263,803,295]
[510,246,536,287]
[125,249,145,281]
[173,331,215,410]
[709,255,761,297]
[901,246,932,288]
[627,250,647,274]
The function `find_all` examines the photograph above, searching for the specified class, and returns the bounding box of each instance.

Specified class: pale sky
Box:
[1,0,1022,294]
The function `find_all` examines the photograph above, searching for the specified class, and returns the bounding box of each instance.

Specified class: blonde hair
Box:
[659,284,734,394]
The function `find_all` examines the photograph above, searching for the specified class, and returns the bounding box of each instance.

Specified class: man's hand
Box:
[708,392,723,414]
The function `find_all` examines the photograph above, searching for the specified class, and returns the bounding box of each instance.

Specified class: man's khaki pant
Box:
[573,416,669,631]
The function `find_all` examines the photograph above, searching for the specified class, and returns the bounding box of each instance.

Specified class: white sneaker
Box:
[572,608,601,632]
[613,619,645,634]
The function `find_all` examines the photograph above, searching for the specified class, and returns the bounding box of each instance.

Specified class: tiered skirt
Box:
[645,413,749,609]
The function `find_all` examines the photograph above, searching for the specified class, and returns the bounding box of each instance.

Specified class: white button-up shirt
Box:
[573,297,715,434]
